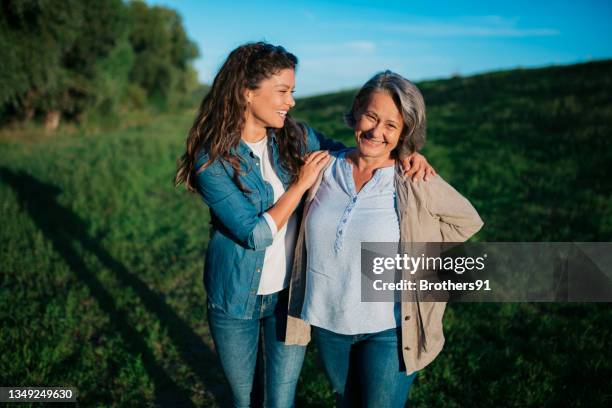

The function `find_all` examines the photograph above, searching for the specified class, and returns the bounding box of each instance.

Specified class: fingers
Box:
[400,156,412,172]
[411,169,425,182]
[296,151,332,191]
[404,166,417,177]
[313,154,332,169]
[304,152,314,163]
[402,152,436,182]
[424,166,436,181]
[403,157,418,177]
[305,150,329,165]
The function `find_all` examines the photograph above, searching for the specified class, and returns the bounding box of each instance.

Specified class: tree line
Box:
[0,0,200,130]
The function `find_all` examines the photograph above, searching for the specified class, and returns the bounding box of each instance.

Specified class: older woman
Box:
[285,71,483,407]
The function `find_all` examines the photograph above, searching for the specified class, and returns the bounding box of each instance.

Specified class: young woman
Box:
[175,43,434,407]
[285,71,483,407]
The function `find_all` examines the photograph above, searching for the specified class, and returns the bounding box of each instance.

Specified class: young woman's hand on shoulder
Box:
[295,150,332,192]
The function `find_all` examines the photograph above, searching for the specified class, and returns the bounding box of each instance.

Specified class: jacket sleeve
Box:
[304,124,345,152]
[194,155,273,250]
[424,175,484,242]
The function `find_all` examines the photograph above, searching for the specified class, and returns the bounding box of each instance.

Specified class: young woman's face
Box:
[353,91,404,160]
[245,68,296,129]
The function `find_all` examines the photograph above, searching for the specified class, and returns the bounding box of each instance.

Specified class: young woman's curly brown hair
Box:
[175,42,307,192]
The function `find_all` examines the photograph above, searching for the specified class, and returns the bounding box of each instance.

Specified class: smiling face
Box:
[353,91,404,161]
[245,68,296,129]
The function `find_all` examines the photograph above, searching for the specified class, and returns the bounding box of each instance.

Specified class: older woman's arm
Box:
[423,176,484,242]
[305,123,436,180]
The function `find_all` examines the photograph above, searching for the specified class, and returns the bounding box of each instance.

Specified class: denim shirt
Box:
[195,125,344,319]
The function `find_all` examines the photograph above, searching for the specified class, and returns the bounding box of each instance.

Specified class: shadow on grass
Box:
[0,167,229,407]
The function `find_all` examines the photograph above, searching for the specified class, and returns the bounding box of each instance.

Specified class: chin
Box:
[270,118,286,129]
[358,148,379,158]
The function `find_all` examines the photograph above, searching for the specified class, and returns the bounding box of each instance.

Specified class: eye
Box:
[387,123,397,130]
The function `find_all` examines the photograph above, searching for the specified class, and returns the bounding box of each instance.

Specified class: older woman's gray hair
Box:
[345,70,426,157]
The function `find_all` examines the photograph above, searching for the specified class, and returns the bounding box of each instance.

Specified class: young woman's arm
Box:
[265,150,331,231]
[304,124,345,152]
[195,151,331,250]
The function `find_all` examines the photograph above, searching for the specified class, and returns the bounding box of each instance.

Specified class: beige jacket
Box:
[285,160,484,375]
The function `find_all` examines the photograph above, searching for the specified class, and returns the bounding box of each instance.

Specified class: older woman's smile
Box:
[360,134,388,146]
[353,91,403,162]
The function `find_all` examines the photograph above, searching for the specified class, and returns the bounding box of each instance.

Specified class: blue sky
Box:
[147,0,612,96]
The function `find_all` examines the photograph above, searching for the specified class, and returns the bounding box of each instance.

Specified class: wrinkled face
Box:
[353,91,404,160]
[245,68,296,129]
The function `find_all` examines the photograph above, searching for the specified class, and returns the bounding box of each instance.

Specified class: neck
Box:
[241,114,267,143]
[348,149,394,173]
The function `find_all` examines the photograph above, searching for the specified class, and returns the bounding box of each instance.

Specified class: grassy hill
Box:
[1,60,611,406]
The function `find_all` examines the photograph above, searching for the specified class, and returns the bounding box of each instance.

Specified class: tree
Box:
[0,0,200,130]
[127,1,199,109]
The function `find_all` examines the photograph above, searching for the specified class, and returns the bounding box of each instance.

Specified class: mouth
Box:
[276,111,288,119]
[360,134,387,146]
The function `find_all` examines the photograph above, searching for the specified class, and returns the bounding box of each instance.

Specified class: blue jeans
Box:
[314,326,417,408]
[207,290,306,407]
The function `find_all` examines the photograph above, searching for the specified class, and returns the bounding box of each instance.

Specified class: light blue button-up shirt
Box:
[301,150,401,334]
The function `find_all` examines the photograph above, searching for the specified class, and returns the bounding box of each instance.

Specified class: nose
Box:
[371,122,385,140]
[287,93,296,109]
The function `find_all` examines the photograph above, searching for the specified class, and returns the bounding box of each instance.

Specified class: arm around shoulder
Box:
[303,123,345,152]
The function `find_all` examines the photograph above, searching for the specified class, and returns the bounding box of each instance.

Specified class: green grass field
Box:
[1,60,611,407]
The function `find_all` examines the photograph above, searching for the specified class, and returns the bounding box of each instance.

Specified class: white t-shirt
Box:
[244,136,298,295]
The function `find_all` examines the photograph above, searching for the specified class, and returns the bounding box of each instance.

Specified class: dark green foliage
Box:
[1,61,611,406]
[0,1,199,129]
[0,0,132,126]
[126,1,199,110]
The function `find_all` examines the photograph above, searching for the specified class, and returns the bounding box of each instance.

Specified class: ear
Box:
[244,88,252,104]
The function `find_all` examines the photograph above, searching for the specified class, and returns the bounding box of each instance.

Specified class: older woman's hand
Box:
[401,152,436,182]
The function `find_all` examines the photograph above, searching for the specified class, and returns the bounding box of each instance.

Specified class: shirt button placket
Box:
[335,196,357,252]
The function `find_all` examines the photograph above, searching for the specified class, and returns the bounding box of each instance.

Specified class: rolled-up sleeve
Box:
[195,156,273,250]
[262,212,279,237]
[250,217,275,249]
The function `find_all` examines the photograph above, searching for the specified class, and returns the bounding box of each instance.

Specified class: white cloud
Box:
[345,41,376,52]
